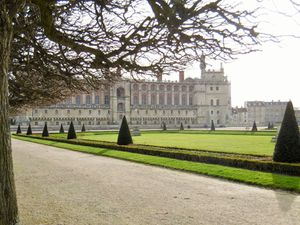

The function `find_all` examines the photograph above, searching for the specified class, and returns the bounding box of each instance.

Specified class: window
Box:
[117,87,125,98]
[189,96,193,105]
[151,94,156,105]
[35,122,38,125]
[211,110,213,115]
[159,85,164,91]
[76,95,81,105]
[182,94,187,105]
[98,110,100,115]
[89,110,92,115]
[216,86,219,91]
[104,95,110,105]
[167,85,172,91]
[45,110,48,114]
[174,94,179,105]
[174,85,179,91]
[34,109,38,113]
[117,103,124,111]
[142,84,147,91]
[210,87,213,91]
[216,99,220,106]
[211,99,214,106]
[217,119,220,124]
[182,86,187,92]
[78,121,81,125]
[133,95,139,105]
[79,110,81,115]
[86,95,91,105]
[56,122,59,125]
[217,110,220,114]
[133,83,139,91]
[151,84,156,91]
[95,95,100,104]
[167,93,172,105]
[159,93,165,105]
[142,94,147,105]
[55,110,58,115]
[67,110,70,114]
[189,86,194,92]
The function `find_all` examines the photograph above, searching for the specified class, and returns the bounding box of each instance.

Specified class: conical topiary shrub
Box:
[162,122,167,131]
[180,122,184,130]
[251,121,257,132]
[26,124,32,135]
[81,124,86,132]
[16,124,22,134]
[67,121,77,139]
[267,122,272,130]
[273,101,300,162]
[210,120,215,131]
[59,124,64,133]
[117,116,133,145]
[42,122,49,137]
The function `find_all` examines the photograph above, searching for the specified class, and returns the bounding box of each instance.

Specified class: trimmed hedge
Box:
[16,134,300,176]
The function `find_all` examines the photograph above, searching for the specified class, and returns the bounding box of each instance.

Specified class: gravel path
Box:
[12,139,300,225]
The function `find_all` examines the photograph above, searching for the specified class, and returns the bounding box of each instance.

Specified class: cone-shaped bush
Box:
[59,124,64,133]
[210,120,215,131]
[67,121,77,139]
[268,122,271,130]
[117,116,133,145]
[273,101,300,162]
[16,124,22,134]
[180,122,184,130]
[81,124,86,132]
[26,124,32,135]
[42,122,49,137]
[251,121,257,132]
[162,122,167,131]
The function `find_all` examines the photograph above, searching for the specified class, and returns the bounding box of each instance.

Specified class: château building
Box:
[19,64,232,128]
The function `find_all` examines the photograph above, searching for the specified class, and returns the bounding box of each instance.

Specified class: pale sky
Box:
[169,1,300,108]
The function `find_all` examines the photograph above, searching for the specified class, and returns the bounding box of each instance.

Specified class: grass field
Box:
[76,131,276,156]
[13,135,300,193]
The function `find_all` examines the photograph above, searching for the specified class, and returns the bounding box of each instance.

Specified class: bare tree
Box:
[1,0,263,224]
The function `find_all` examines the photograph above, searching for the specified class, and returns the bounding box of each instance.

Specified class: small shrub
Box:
[273,101,300,162]
[42,122,49,137]
[59,124,64,133]
[16,124,22,134]
[67,121,77,139]
[180,122,184,130]
[81,124,86,132]
[26,124,32,135]
[117,116,133,145]
[210,120,215,131]
[251,121,257,132]
[162,122,167,131]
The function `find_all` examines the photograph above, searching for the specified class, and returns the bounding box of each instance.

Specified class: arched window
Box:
[142,94,147,105]
[104,95,110,105]
[216,99,220,106]
[117,103,124,111]
[189,86,194,92]
[182,86,187,92]
[167,85,172,91]
[86,95,91,105]
[182,94,187,105]
[174,94,179,105]
[76,95,81,105]
[211,99,214,106]
[189,96,193,105]
[167,93,172,105]
[174,85,179,92]
[95,95,100,104]
[159,85,164,91]
[117,87,125,98]
[142,84,147,91]
[151,94,156,105]
[133,83,139,91]
[159,93,165,105]
[133,95,139,105]
[151,84,156,91]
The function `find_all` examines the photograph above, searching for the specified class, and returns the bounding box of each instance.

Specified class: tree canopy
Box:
[8,0,264,110]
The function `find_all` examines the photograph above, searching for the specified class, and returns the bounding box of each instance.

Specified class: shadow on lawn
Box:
[272,173,299,212]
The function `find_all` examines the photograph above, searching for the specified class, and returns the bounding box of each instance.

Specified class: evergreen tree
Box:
[117,116,133,145]
[210,120,215,131]
[67,121,77,139]
[16,124,21,134]
[273,101,300,162]
[180,122,184,130]
[268,122,271,130]
[26,124,32,135]
[162,122,167,131]
[59,124,64,133]
[81,124,86,132]
[251,121,257,132]
[42,122,49,137]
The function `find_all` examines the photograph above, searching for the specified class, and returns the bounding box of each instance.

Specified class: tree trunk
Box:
[0,3,19,225]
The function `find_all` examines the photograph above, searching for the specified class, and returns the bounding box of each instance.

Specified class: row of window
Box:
[65,95,110,105]
[132,94,193,106]
[210,86,220,91]
[210,99,220,106]
[132,84,194,92]
[35,109,110,115]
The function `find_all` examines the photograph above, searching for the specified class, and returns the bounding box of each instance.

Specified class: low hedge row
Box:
[16,134,300,176]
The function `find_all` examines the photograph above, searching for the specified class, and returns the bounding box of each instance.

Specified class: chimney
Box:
[179,71,184,82]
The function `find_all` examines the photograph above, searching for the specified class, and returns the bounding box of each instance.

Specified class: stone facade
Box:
[18,66,232,128]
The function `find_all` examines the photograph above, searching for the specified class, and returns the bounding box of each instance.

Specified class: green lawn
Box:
[78,132,275,156]
[13,135,300,193]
